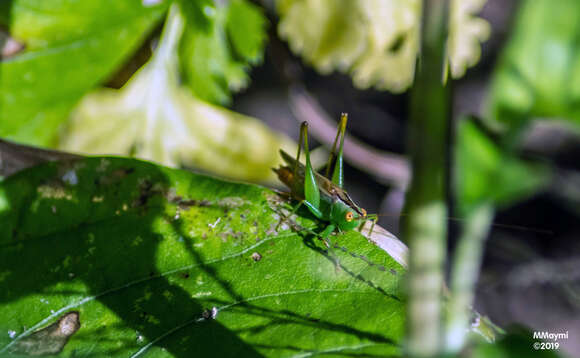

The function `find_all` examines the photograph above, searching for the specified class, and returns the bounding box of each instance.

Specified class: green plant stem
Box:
[446,204,494,351]
[404,0,450,357]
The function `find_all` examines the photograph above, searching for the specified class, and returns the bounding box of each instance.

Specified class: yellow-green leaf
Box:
[58,5,293,183]
[0,0,167,146]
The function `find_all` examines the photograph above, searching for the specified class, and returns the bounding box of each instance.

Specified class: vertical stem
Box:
[139,3,184,157]
[150,3,184,81]
[445,204,494,351]
[404,0,450,357]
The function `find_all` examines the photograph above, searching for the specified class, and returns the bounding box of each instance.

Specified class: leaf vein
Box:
[0,232,291,353]
[289,342,385,358]
[130,288,369,357]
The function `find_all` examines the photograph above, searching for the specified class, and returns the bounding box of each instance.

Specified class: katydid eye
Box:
[345,212,354,222]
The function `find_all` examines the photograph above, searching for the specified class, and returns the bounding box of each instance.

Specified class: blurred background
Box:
[1,0,579,355]
[233,2,580,354]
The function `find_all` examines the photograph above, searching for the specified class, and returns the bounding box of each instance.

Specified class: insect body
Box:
[273,113,377,244]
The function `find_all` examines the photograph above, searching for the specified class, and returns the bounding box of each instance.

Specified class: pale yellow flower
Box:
[278,0,490,92]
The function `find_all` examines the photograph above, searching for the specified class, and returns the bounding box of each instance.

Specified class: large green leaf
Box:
[487,0,580,132]
[0,157,405,357]
[0,0,167,146]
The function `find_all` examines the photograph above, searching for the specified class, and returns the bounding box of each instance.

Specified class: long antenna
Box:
[371,212,554,235]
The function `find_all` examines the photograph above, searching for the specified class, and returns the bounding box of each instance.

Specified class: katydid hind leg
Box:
[302,200,325,220]
[300,122,321,210]
[292,123,306,195]
[330,113,348,188]
[324,115,343,179]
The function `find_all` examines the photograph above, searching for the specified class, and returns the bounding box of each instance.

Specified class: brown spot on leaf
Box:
[177,199,211,209]
[97,167,135,186]
[8,311,80,355]
[133,179,153,207]
[251,252,262,262]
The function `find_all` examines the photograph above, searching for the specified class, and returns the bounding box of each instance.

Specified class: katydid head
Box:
[332,202,367,231]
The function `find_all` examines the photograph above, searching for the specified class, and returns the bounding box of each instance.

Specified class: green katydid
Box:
[274,114,549,270]
[273,113,378,248]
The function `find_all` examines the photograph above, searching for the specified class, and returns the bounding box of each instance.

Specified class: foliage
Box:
[456,118,550,214]
[58,4,292,183]
[0,0,279,182]
[0,0,167,146]
[487,0,580,132]
[277,0,490,92]
[180,0,268,105]
[472,328,563,358]
[0,157,406,357]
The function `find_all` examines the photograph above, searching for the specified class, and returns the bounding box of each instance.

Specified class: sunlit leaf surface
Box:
[0,157,406,357]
